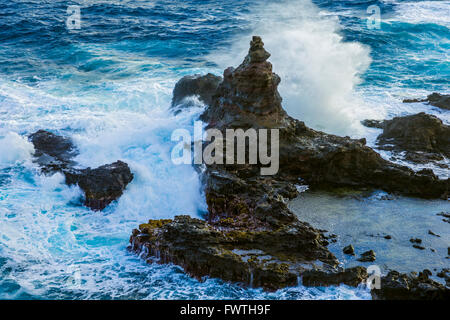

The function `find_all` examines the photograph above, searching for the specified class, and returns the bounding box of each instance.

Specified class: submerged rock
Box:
[371,270,450,300]
[403,92,450,110]
[171,73,222,110]
[29,130,133,211]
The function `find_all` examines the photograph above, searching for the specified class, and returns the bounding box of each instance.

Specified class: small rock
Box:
[413,244,425,250]
[357,250,376,262]
[428,230,440,237]
[384,235,392,240]
[343,244,355,255]
[410,238,422,244]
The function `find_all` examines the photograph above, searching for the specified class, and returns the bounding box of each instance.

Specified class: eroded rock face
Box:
[201,36,286,129]
[29,130,133,211]
[171,73,222,111]
[371,270,450,300]
[404,92,450,110]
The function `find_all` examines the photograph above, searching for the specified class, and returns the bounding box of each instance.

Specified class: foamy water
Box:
[0,0,448,299]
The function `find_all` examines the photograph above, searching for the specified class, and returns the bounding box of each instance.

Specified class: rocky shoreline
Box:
[129,37,449,299]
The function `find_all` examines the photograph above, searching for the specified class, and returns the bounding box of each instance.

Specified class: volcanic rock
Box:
[64,161,133,211]
[403,92,450,110]
[357,250,376,262]
[29,130,133,210]
[131,36,448,292]
[171,73,222,110]
[371,270,450,300]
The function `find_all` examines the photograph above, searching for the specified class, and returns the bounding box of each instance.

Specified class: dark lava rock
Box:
[171,73,222,110]
[302,267,367,287]
[343,244,355,255]
[29,130,78,173]
[131,36,448,292]
[371,270,450,300]
[29,130,133,211]
[437,212,450,224]
[65,161,133,211]
[410,238,422,244]
[130,215,337,292]
[437,268,450,287]
[413,245,425,250]
[357,250,376,262]
[361,119,385,129]
[384,235,392,240]
[403,92,450,111]
[377,113,449,159]
[428,230,440,237]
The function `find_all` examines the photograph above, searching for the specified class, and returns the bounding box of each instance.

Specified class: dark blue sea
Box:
[0,0,448,299]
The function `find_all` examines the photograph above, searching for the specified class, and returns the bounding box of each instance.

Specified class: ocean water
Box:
[0,0,448,299]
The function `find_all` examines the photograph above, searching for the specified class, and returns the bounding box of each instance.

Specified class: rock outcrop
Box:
[29,130,78,173]
[29,130,133,210]
[404,92,450,110]
[130,215,338,291]
[371,270,450,300]
[171,73,222,111]
[64,161,133,210]
[130,36,449,294]
[362,112,449,166]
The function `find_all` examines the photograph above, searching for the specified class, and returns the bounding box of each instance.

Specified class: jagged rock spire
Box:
[245,36,271,64]
[201,36,286,128]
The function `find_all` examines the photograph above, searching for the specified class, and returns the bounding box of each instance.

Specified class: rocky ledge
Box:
[372,270,450,300]
[130,36,449,297]
[403,92,450,111]
[362,112,449,167]
[29,130,133,210]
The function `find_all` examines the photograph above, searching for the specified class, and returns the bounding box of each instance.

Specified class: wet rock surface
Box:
[29,130,133,210]
[171,73,222,111]
[64,161,133,210]
[376,113,449,166]
[357,250,376,262]
[301,267,367,287]
[29,129,78,173]
[131,36,449,295]
[130,215,338,291]
[371,270,450,300]
[403,92,450,111]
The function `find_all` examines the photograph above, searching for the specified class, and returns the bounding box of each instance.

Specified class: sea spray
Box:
[208,0,372,136]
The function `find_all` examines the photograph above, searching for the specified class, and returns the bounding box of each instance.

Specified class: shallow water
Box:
[290,190,450,281]
[0,0,448,299]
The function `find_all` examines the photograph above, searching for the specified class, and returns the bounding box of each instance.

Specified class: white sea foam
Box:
[0,131,34,168]
[387,1,450,28]
[208,0,372,136]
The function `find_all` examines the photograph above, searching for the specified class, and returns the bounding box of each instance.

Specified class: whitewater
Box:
[0,0,448,299]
